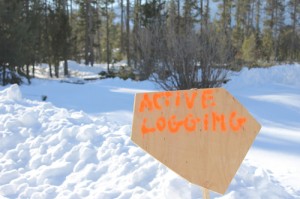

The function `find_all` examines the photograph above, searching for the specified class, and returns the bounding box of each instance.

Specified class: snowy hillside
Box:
[0,63,300,198]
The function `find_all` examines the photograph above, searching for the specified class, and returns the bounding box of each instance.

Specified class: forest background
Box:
[0,0,299,89]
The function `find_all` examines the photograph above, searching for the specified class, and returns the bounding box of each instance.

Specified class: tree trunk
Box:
[106,0,110,72]
[64,59,69,77]
[255,0,261,32]
[223,0,226,33]
[54,62,59,78]
[177,0,180,33]
[200,0,203,32]
[85,1,89,65]
[290,0,297,60]
[26,64,30,77]
[205,0,209,26]
[133,0,140,68]
[121,0,124,53]
[49,62,53,78]
[2,66,6,86]
[97,22,102,62]
[126,0,131,67]
[70,0,73,19]
[85,0,94,66]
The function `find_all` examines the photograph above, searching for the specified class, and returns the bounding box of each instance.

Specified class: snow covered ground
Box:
[0,63,299,198]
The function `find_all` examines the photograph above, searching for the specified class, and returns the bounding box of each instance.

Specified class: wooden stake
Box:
[202,188,210,199]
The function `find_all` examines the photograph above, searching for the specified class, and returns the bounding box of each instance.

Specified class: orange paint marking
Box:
[156,116,166,132]
[185,91,198,109]
[204,114,209,131]
[140,111,247,135]
[212,112,226,132]
[138,89,248,135]
[184,114,200,132]
[202,90,216,109]
[153,93,164,110]
[139,93,153,112]
[168,115,182,133]
[230,112,247,132]
[142,118,155,135]
[165,91,172,106]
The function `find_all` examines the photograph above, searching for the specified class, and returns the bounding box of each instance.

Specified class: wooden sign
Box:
[131,88,261,194]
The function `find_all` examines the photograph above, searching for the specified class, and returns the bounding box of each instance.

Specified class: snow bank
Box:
[0,84,22,101]
[0,84,297,198]
[228,64,300,88]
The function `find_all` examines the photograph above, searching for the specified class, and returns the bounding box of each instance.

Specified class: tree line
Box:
[0,0,299,88]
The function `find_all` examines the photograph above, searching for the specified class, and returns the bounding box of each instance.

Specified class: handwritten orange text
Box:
[141,112,246,135]
[139,90,216,113]
[137,89,247,136]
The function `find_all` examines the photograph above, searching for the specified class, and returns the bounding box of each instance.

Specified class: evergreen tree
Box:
[242,33,256,64]
[233,0,261,64]
[100,0,115,71]
[46,0,72,78]
[75,0,97,66]
[120,0,125,54]
[232,0,251,60]
[263,0,285,61]
[183,0,196,32]
[203,0,210,28]
[105,0,114,70]
[0,0,28,85]
[262,29,273,62]
[287,0,300,60]
[254,0,261,33]
[126,0,131,67]
[213,0,233,35]
[167,0,178,29]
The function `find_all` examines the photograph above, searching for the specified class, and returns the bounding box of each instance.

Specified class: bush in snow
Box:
[0,66,24,86]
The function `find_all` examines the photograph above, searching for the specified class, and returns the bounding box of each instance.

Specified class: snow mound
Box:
[0,85,297,198]
[229,64,300,88]
[0,84,22,101]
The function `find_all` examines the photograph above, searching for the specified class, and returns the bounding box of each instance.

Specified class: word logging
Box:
[137,89,247,136]
[141,112,246,135]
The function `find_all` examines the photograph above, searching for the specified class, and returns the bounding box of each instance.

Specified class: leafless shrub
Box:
[135,21,235,90]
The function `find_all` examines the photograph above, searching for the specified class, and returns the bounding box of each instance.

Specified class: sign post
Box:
[202,188,210,199]
[131,88,261,195]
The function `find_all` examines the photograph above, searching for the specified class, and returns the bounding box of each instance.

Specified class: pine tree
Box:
[242,33,256,64]
[203,0,210,28]
[183,0,196,32]
[86,0,95,66]
[45,0,72,78]
[0,0,28,85]
[232,0,258,63]
[126,0,131,67]
[75,0,97,66]
[105,0,113,70]
[101,0,115,71]
[120,0,125,54]
[262,29,273,62]
[213,0,233,35]
[133,0,141,68]
[167,0,178,29]
[263,0,285,61]
[287,0,300,60]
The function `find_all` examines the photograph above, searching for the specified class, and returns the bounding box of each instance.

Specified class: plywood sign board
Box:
[131,88,261,194]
